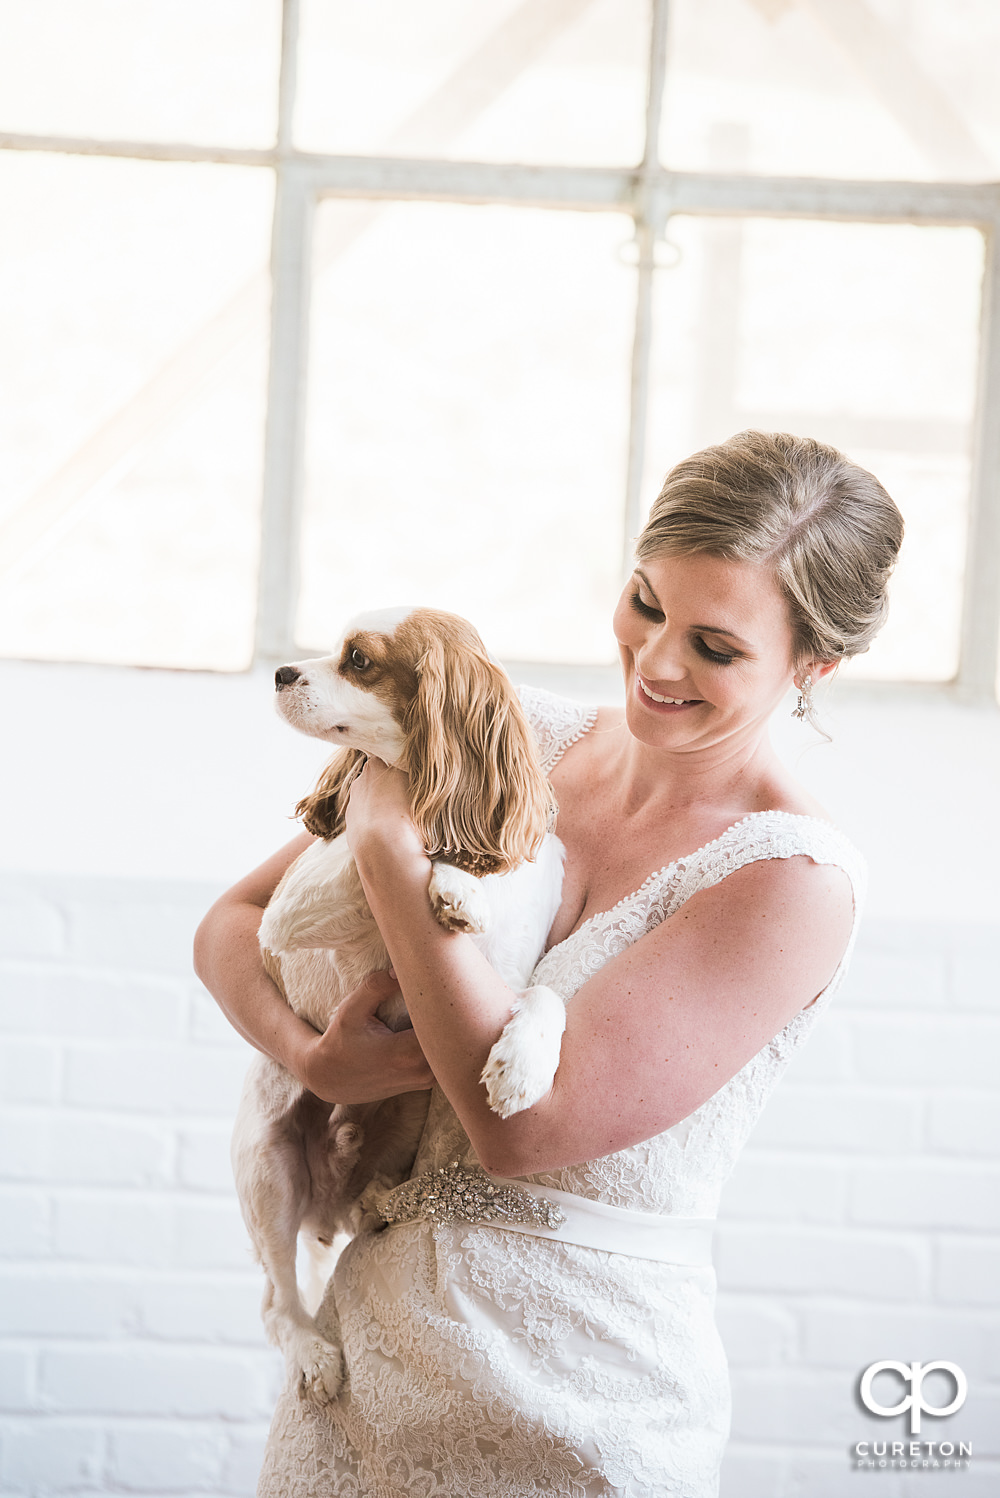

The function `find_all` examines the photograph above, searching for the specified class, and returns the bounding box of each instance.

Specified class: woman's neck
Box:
[605,715,786,822]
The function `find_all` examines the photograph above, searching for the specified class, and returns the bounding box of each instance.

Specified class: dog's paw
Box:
[287,1328,345,1406]
[481,986,566,1119]
[427,862,490,934]
[353,1174,395,1235]
[257,902,290,956]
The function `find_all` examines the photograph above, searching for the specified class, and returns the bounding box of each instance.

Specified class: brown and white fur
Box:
[231,606,566,1405]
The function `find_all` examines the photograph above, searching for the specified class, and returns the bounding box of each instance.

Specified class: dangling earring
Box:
[792,675,813,721]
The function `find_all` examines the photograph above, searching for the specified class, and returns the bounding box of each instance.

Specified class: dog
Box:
[231,606,567,1404]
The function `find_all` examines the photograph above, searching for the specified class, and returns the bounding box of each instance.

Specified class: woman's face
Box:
[612,551,803,752]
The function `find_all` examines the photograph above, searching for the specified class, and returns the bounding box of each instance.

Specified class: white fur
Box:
[232,626,567,1405]
[480,985,568,1120]
[273,608,420,761]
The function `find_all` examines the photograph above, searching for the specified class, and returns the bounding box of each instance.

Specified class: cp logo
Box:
[860,1361,967,1435]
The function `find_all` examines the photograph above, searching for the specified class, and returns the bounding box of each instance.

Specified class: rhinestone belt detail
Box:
[374,1160,566,1231]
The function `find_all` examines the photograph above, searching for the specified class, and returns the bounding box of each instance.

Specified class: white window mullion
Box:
[622,0,671,575]
[255,0,310,665]
[276,0,301,153]
[958,219,1000,699]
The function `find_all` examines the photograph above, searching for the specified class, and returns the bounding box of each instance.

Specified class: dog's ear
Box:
[294,749,367,839]
[405,633,553,877]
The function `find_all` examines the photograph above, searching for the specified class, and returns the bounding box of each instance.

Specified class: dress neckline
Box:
[547,808,852,955]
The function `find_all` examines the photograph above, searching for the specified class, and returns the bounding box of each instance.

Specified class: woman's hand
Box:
[343,756,427,866]
[299,969,434,1104]
[344,758,431,904]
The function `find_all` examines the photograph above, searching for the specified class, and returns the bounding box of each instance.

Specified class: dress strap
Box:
[657,811,867,1016]
[517,685,598,775]
[670,810,867,916]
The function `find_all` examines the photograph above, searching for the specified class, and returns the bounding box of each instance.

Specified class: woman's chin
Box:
[622,683,709,748]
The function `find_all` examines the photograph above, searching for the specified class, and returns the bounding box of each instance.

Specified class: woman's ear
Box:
[405,635,553,877]
[794,656,840,693]
[294,749,367,839]
[798,657,839,685]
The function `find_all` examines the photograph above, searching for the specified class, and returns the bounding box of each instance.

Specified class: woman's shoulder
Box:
[672,808,867,935]
[745,755,833,821]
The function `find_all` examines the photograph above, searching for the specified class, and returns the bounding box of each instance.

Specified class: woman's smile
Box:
[635,673,702,711]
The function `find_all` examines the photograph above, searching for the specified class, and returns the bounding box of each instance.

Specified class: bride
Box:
[195,430,904,1497]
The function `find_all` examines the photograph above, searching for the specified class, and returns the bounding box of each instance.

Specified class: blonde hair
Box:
[637,430,904,666]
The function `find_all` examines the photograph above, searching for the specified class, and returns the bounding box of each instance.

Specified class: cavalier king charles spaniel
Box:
[231,606,566,1404]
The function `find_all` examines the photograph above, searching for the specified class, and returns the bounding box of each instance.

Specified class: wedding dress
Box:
[256,688,865,1498]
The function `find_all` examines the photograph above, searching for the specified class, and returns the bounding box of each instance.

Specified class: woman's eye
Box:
[694,638,736,666]
[349,647,370,670]
[628,591,663,621]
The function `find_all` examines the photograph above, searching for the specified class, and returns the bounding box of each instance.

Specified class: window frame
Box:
[1,0,998,699]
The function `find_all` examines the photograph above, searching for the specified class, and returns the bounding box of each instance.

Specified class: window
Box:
[2,0,998,697]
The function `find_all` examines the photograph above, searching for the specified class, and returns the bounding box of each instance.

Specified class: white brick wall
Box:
[1,873,997,1495]
[718,917,1000,1496]
[0,873,277,1497]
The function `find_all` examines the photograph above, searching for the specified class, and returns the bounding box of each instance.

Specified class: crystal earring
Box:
[792,674,813,721]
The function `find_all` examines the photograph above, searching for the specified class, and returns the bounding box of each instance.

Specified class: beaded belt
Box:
[372,1161,715,1267]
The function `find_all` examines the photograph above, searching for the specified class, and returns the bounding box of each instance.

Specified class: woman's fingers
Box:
[301,970,434,1102]
[389,1030,435,1091]
[338,968,402,1024]
[339,971,434,1087]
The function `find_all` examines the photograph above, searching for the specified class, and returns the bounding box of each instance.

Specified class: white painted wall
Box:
[1,658,997,1496]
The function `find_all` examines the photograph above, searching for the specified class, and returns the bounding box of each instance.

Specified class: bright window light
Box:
[0,0,998,694]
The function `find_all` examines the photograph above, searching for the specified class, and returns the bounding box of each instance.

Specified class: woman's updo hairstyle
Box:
[636,430,904,666]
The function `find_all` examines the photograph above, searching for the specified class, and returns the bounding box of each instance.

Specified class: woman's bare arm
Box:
[346,759,854,1177]
[193,831,434,1103]
[194,833,314,1064]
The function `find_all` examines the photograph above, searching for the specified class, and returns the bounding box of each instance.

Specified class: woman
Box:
[195,431,904,1497]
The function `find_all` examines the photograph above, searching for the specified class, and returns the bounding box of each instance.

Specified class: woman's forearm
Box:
[193,893,318,1082]
[354,834,562,1175]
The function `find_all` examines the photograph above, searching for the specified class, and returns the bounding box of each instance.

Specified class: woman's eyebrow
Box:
[691,623,752,649]
[634,570,752,650]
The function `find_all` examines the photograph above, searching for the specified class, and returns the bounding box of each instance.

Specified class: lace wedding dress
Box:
[257,688,865,1498]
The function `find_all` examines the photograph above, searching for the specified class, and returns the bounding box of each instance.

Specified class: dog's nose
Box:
[274,665,301,690]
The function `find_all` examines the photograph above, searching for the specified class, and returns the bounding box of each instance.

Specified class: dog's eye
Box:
[349,647,370,671]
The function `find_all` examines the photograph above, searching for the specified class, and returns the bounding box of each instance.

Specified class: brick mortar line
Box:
[0,1186,241,1201]
[40,1040,246,1053]
[717,1288,1000,1310]
[1,1336,277,1357]
[717,1222,995,1239]
[0,1414,273,1422]
[52,1039,243,1051]
[0,1105,244,1127]
[734,1149,1000,1166]
[0,956,195,981]
[0,1263,262,1282]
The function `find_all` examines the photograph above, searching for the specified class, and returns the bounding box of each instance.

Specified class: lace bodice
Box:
[410,686,865,1218]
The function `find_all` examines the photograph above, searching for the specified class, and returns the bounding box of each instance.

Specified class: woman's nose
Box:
[637,631,686,682]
